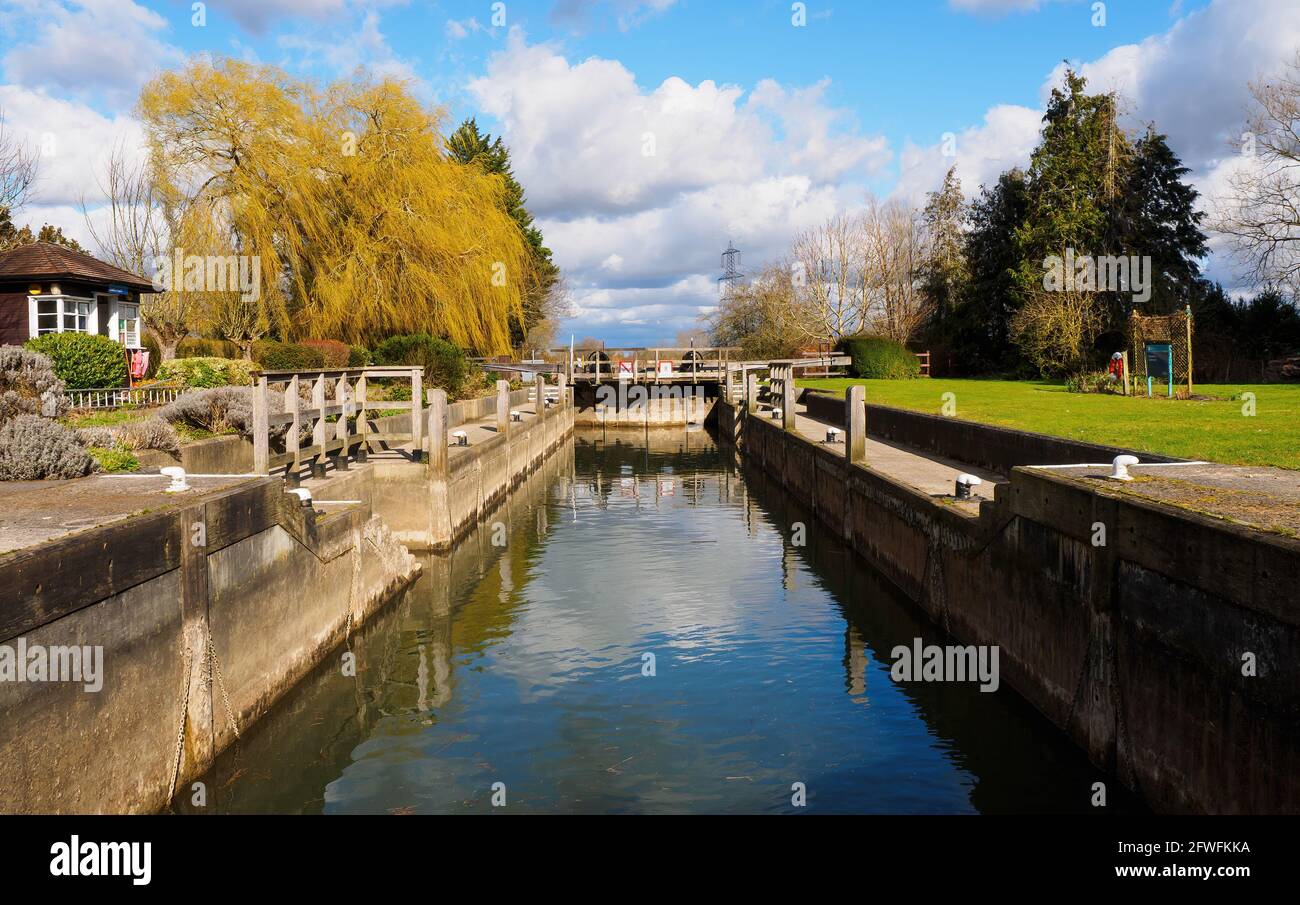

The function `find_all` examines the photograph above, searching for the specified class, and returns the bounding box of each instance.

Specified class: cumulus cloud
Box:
[469,30,890,343]
[2,0,184,102]
[893,103,1041,204]
[0,83,145,208]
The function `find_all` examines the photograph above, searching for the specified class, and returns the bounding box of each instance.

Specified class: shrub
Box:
[838,335,921,380]
[0,415,95,480]
[252,340,326,371]
[160,386,254,435]
[348,345,372,367]
[158,357,257,388]
[302,339,351,368]
[1064,370,1116,394]
[0,345,68,423]
[372,334,468,397]
[87,444,139,473]
[176,337,241,359]
[26,333,129,390]
[79,417,180,454]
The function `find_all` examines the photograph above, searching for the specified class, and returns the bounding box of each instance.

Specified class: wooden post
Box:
[287,374,300,482]
[1186,305,1194,397]
[311,373,327,478]
[1120,351,1131,396]
[557,372,568,409]
[427,388,451,547]
[355,373,368,461]
[782,364,796,430]
[745,372,758,412]
[496,379,511,436]
[178,504,213,777]
[334,373,349,469]
[427,389,448,478]
[252,373,269,475]
[410,368,424,461]
[535,375,547,420]
[846,385,866,464]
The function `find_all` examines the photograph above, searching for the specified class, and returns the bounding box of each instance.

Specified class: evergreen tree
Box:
[949,169,1030,373]
[919,165,966,327]
[447,118,560,346]
[1117,127,1207,313]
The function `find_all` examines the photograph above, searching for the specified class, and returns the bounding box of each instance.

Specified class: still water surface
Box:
[185,433,1135,814]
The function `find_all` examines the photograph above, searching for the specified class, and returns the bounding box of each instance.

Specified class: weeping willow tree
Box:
[137,59,533,353]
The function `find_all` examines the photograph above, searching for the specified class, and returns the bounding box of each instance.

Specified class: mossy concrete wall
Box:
[724,398,1300,814]
[0,472,419,814]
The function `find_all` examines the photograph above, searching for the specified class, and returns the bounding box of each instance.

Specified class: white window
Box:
[119,303,140,348]
[34,297,92,336]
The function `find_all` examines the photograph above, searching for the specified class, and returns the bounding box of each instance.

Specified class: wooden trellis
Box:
[1128,309,1194,397]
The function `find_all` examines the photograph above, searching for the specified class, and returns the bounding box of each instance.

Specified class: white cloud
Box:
[445,18,484,41]
[0,83,145,208]
[892,103,1041,204]
[2,0,184,102]
[469,30,890,343]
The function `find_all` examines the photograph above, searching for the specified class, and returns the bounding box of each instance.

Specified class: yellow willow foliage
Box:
[305,80,530,351]
[137,59,531,353]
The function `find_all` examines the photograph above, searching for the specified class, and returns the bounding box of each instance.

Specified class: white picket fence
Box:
[65,384,184,410]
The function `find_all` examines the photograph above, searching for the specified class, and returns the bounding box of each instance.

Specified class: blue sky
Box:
[2,0,1295,346]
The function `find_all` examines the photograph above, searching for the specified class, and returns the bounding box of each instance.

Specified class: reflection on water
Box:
[181,431,1139,814]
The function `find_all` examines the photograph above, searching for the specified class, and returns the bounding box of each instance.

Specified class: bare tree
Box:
[1010,284,1104,377]
[707,263,799,359]
[1216,52,1300,292]
[789,213,870,342]
[82,142,199,360]
[861,196,931,344]
[0,109,38,215]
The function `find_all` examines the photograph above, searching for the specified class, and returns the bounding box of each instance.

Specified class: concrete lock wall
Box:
[0,473,421,813]
[0,381,576,813]
[722,398,1300,814]
[373,400,575,551]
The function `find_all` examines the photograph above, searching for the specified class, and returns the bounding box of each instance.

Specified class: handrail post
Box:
[535,375,546,420]
[355,373,368,462]
[286,374,300,485]
[311,373,327,478]
[410,368,424,462]
[253,374,269,475]
[334,372,349,470]
[557,372,567,409]
[782,364,796,430]
[846,384,866,465]
[496,378,510,436]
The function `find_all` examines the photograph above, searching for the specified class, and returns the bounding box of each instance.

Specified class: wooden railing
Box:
[65,383,183,410]
[916,351,931,377]
[250,366,424,478]
[559,347,738,383]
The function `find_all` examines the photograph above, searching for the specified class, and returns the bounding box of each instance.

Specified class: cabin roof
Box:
[0,242,155,292]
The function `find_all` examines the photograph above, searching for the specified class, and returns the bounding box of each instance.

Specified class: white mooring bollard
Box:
[160,466,189,493]
[1109,455,1140,481]
[955,473,982,500]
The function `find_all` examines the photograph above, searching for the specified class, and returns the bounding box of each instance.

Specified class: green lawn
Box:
[797,378,1300,470]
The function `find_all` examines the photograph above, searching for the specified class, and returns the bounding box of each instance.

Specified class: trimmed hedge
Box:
[26,333,129,389]
[302,339,351,368]
[838,335,921,380]
[158,357,257,388]
[251,340,326,371]
[372,334,468,397]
